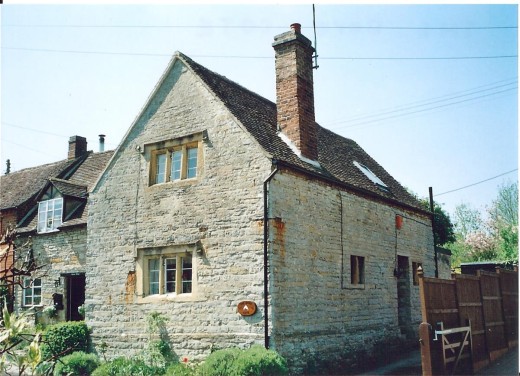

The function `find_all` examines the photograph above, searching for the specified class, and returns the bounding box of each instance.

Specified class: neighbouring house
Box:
[0,136,113,322]
[86,24,450,371]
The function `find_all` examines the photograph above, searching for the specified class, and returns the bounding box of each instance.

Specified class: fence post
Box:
[419,322,433,376]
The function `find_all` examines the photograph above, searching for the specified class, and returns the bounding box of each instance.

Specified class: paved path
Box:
[475,347,518,376]
[360,346,518,375]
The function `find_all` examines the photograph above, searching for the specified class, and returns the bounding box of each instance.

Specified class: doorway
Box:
[64,273,85,321]
[397,256,412,337]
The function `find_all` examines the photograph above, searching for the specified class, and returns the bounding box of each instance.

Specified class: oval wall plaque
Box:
[237,301,257,316]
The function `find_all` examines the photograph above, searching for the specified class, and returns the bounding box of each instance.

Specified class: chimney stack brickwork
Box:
[273,24,318,161]
[68,136,88,159]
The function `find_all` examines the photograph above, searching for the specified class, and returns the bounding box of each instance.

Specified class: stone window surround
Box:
[135,244,199,304]
[22,277,42,307]
[144,132,204,187]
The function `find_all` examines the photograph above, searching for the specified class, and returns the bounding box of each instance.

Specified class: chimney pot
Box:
[290,23,301,33]
[99,134,106,152]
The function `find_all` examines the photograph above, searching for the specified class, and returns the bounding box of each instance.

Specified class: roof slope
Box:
[13,150,114,233]
[178,52,422,211]
[0,159,77,210]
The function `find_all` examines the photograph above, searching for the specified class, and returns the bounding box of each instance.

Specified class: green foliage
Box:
[141,311,175,369]
[54,351,100,376]
[231,345,288,376]
[0,304,43,375]
[447,182,518,267]
[198,346,288,376]
[91,357,162,376]
[419,198,455,246]
[0,284,13,313]
[197,347,241,376]
[165,362,196,376]
[41,321,90,360]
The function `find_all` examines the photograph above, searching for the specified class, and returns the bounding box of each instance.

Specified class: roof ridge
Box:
[2,158,72,177]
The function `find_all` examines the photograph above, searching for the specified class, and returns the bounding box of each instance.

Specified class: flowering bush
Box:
[43,305,57,318]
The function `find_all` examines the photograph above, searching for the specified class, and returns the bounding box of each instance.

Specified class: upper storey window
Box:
[37,185,63,233]
[147,133,202,186]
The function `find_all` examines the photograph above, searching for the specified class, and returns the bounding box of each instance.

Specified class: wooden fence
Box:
[418,267,518,374]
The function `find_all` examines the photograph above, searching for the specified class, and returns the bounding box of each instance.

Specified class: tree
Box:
[446,181,518,267]
[488,181,518,261]
[419,199,456,246]
[453,203,483,239]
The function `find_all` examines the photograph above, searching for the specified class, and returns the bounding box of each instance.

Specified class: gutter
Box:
[263,160,279,350]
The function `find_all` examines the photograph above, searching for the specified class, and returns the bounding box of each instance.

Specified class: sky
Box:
[1,3,518,220]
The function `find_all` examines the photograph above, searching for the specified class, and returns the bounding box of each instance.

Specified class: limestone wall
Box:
[14,227,87,322]
[86,59,272,361]
[268,169,435,371]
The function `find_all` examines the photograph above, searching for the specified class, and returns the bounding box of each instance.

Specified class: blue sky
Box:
[1,4,518,219]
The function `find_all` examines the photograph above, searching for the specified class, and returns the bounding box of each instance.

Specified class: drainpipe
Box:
[263,161,279,349]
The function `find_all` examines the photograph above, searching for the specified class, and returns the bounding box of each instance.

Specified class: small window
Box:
[353,161,389,192]
[412,262,423,286]
[22,278,42,306]
[37,198,63,233]
[351,255,365,285]
[145,254,192,296]
[150,143,200,185]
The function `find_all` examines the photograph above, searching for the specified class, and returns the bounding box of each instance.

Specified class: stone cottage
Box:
[0,136,113,322]
[86,24,449,371]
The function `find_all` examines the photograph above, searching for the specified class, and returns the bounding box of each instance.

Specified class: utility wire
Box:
[326,80,517,128]
[3,24,517,30]
[328,86,517,130]
[2,46,517,60]
[435,169,518,197]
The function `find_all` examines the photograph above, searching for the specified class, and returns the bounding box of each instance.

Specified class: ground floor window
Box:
[350,255,365,285]
[147,255,192,295]
[22,278,42,306]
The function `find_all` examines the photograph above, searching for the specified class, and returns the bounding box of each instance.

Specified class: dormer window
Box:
[353,161,389,192]
[37,197,63,233]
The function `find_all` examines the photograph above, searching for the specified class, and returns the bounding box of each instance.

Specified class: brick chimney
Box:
[272,23,318,161]
[68,136,87,159]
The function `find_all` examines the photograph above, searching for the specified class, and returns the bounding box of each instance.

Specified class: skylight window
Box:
[353,161,389,192]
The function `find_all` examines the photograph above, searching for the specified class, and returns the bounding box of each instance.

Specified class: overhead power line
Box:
[3,24,517,30]
[2,47,517,61]
[435,169,518,197]
[326,81,518,130]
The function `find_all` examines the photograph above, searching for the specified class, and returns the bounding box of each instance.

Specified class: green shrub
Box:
[165,362,195,376]
[232,345,288,376]
[198,346,288,376]
[41,321,90,360]
[197,348,241,376]
[53,351,100,376]
[91,357,163,376]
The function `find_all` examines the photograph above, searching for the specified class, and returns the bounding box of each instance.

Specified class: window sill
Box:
[148,177,200,189]
[346,284,365,290]
[37,229,60,235]
[137,293,205,304]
